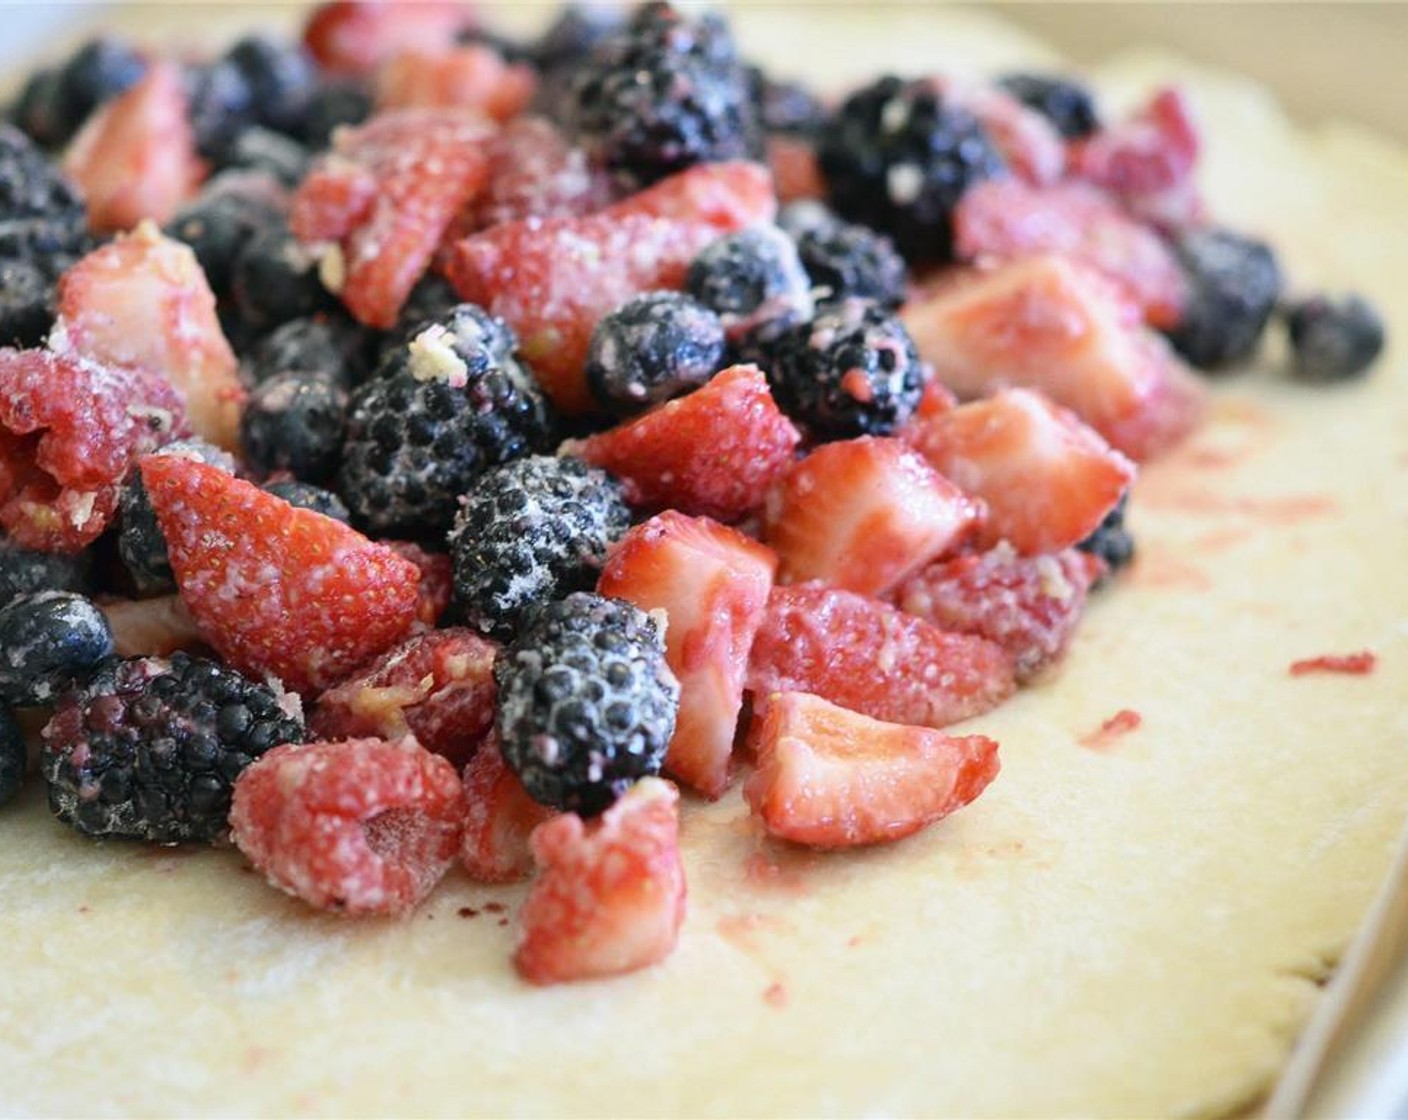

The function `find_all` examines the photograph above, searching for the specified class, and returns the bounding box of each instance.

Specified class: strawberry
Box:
[952,178,1186,330]
[0,348,187,552]
[598,512,777,798]
[901,254,1206,461]
[291,109,495,329]
[894,544,1102,683]
[744,690,1000,849]
[101,594,207,658]
[1070,87,1200,199]
[382,541,454,629]
[62,62,204,234]
[746,583,1016,729]
[52,222,244,451]
[762,436,979,597]
[142,456,420,693]
[944,81,1065,187]
[310,628,498,768]
[462,115,616,233]
[460,733,554,884]
[445,161,776,414]
[302,1,476,76]
[904,388,1135,555]
[767,135,825,203]
[568,365,801,522]
[375,45,537,121]
[516,777,686,985]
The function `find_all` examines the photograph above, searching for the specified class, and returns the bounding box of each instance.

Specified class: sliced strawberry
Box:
[62,62,204,234]
[291,109,495,329]
[302,1,476,76]
[0,348,187,552]
[53,222,243,450]
[382,540,454,629]
[1070,87,1200,199]
[894,544,1101,683]
[598,512,777,798]
[310,628,498,767]
[462,115,616,233]
[142,456,420,693]
[744,690,1000,849]
[953,178,1186,329]
[905,388,1135,555]
[746,582,1016,729]
[376,45,537,120]
[901,254,1205,461]
[568,365,801,522]
[767,134,825,203]
[102,594,207,658]
[762,436,979,597]
[516,777,686,985]
[445,161,776,414]
[460,733,554,884]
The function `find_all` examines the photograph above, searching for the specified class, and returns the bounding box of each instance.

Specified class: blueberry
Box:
[1165,228,1283,371]
[586,291,726,413]
[166,174,285,297]
[298,79,372,150]
[748,66,825,136]
[216,126,311,188]
[261,480,351,523]
[225,35,317,136]
[0,705,24,807]
[7,68,76,149]
[185,59,258,161]
[0,591,113,707]
[997,73,1101,140]
[240,372,349,484]
[59,38,147,125]
[246,315,372,387]
[685,225,814,347]
[1285,293,1385,383]
[0,533,90,609]
[230,222,333,331]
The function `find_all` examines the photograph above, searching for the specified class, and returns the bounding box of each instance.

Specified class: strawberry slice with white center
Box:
[744,690,1001,849]
[905,388,1135,555]
[598,511,777,799]
[762,436,980,597]
[516,777,686,986]
[460,734,554,884]
[901,254,1206,461]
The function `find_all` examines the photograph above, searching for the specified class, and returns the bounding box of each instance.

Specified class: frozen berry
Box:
[165,172,287,297]
[185,58,258,160]
[60,38,148,127]
[231,220,334,331]
[240,372,348,484]
[1165,227,1283,371]
[0,591,114,706]
[8,69,77,149]
[225,35,318,136]
[495,591,679,816]
[997,73,1100,140]
[217,126,312,187]
[261,480,351,523]
[0,123,89,259]
[533,5,624,71]
[297,78,372,149]
[778,199,908,309]
[0,705,23,807]
[1076,491,1135,583]
[749,66,825,136]
[42,651,304,842]
[586,291,726,413]
[450,455,631,640]
[685,225,813,347]
[0,533,90,608]
[245,314,372,388]
[1285,293,1385,383]
[0,258,55,347]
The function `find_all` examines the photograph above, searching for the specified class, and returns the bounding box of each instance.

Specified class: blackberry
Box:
[1077,492,1135,584]
[586,291,725,413]
[450,456,630,640]
[0,257,55,347]
[685,226,814,348]
[996,73,1101,140]
[0,533,90,608]
[41,652,305,843]
[165,173,286,297]
[216,126,312,188]
[230,221,334,331]
[1165,228,1283,371]
[240,372,348,484]
[339,317,556,536]
[0,705,23,807]
[565,1,758,188]
[1285,293,1385,383]
[298,78,372,150]
[0,124,89,260]
[247,314,372,388]
[533,5,625,71]
[817,75,1005,263]
[748,66,825,137]
[262,480,351,523]
[761,298,925,439]
[779,200,908,309]
[59,38,147,127]
[0,591,113,707]
[118,439,237,595]
[457,27,535,65]
[8,69,76,150]
[225,35,318,136]
[379,284,515,367]
[494,591,678,815]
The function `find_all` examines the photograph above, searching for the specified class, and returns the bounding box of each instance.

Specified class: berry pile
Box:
[0,0,1385,988]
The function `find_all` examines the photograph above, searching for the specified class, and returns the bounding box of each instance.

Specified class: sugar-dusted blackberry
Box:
[761,297,925,439]
[118,439,237,595]
[240,372,348,484]
[339,319,557,536]
[165,172,286,297]
[1165,228,1283,372]
[450,456,631,641]
[686,225,814,348]
[0,705,23,807]
[817,75,1005,263]
[230,220,334,331]
[586,291,726,413]
[1285,293,1385,384]
[298,78,372,150]
[779,199,909,309]
[748,65,825,137]
[59,38,147,127]
[0,257,54,347]
[247,314,372,387]
[0,533,90,608]
[7,69,75,149]
[0,123,89,259]
[565,1,758,187]
[217,126,312,188]
[225,35,318,136]
[0,591,114,707]
[41,651,305,843]
[1077,492,1135,584]
[262,480,351,523]
[495,591,678,815]
[997,73,1101,140]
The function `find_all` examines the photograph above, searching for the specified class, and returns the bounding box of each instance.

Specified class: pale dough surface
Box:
[2,7,1407,1117]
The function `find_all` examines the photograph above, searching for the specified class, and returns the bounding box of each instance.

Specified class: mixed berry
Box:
[0,1,1386,987]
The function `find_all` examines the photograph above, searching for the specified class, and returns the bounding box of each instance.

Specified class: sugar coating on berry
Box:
[685,225,814,346]
[1165,227,1282,371]
[0,590,113,706]
[778,200,908,310]
[1286,293,1385,383]
[586,291,726,413]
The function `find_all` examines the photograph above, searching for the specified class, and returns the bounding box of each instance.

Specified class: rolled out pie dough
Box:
[1,6,1406,1117]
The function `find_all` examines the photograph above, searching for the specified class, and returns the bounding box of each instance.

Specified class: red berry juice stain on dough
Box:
[1289,651,1378,677]
[742,848,813,896]
[1079,708,1143,751]
[1129,549,1212,592]
[763,981,788,1008]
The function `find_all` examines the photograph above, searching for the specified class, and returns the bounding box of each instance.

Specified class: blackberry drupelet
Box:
[339,318,556,537]
[0,533,90,608]
[761,297,925,439]
[262,480,351,523]
[996,73,1101,140]
[586,291,726,413]
[297,78,372,150]
[230,220,335,331]
[240,372,348,484]
[59,38,147,127]
[225,35,318,136]
[0,705,23,807]
[1165,228,1283,371]
[0,124,89,259]
[450,456,631,641]
[779,200,908,309]
[1285,293,1385,383]
[165,173,286,297]
[0,591,114,707]
[41,652,305,843]
[494,591,679,816]
[1077,492,1135,585]
[247,314,372,387]
[216,126,312,187]
[685,226,814,347]
[817,75,1005,263]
